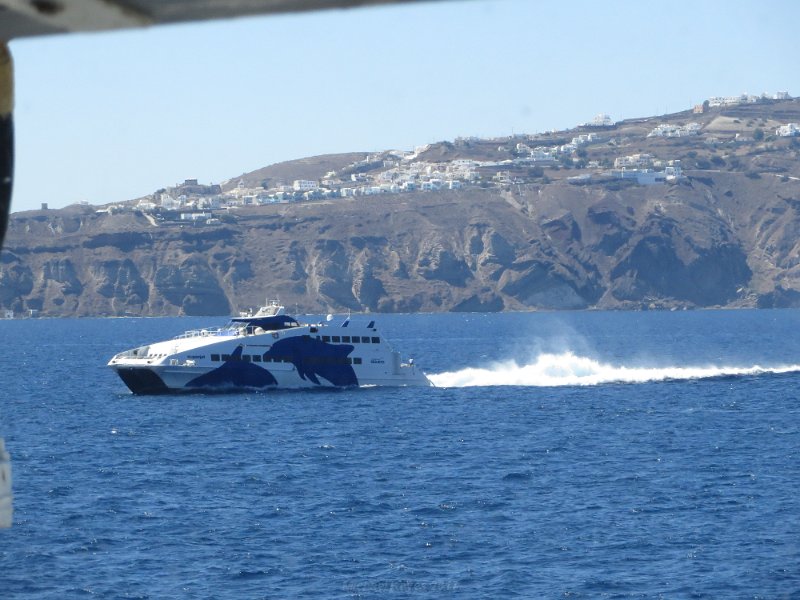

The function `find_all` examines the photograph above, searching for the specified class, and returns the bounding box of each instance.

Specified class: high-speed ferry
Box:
[108,301,432,394]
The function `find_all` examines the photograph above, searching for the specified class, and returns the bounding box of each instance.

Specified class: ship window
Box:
[371,337,380,343]
[322,336,331,343]
[342,336,350,343]
[242,355,251,363]
[303,356,355,366]
[359,336,369,343]
[310,327,318,333]
[332,336,341,343]
[354,357,362,365]
[253,355,262,362]
[211,354,220,362]
[222,354,231,361]
[263,355,271,362]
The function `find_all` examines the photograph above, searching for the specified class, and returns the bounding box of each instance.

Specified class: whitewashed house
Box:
[776,123,800,137]
[180,212,210,221]
[531,148,555,162]
[160,193,182,210]
[293,180,319,192]
[583,113,613,127]
[137,201,158,212]
[614,153,653,169]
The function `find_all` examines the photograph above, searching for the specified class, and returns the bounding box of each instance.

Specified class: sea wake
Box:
[428,351,800,388]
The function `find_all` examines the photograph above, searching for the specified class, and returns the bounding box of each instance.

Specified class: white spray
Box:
[429,351,800,388]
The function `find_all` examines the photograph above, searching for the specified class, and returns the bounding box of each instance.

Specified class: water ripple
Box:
[2,312,800,597]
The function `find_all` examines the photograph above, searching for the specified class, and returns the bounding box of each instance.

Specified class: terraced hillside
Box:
[3,100,800,316]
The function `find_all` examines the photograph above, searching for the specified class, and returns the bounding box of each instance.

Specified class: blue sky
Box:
[8,0,800,212]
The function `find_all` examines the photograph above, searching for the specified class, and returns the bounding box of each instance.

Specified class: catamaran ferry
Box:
[108,301,432,394]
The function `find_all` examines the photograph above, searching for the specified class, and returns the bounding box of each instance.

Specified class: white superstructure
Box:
[108,301,431,393]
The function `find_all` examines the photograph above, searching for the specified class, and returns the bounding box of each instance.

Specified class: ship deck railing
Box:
[174,320,309,341]
[174,327,231,339]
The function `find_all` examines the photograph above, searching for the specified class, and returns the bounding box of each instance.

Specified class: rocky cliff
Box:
[3,170,800,316]
[4,100,800,316]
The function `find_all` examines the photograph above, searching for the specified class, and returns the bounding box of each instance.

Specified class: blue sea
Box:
[1,309,800,598]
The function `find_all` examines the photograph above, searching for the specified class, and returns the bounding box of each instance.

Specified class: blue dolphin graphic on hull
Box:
[187,345,278,389]
[264,337,358,387]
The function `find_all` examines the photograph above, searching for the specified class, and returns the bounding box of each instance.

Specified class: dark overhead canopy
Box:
[0,0,443,41]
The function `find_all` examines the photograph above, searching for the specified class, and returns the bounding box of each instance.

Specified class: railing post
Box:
[0,438,12,528]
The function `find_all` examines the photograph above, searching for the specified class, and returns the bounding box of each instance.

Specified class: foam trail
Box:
[429,351,800,388]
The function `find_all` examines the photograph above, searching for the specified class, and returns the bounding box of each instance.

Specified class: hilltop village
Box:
[79,91,799,227]
[5,91,800,318]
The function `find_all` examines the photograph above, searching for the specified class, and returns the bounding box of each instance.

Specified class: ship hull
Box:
[108,313,432,394]
[111,362,431,394]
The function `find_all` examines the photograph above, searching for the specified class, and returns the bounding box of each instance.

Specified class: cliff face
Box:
[3,170,800,316]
